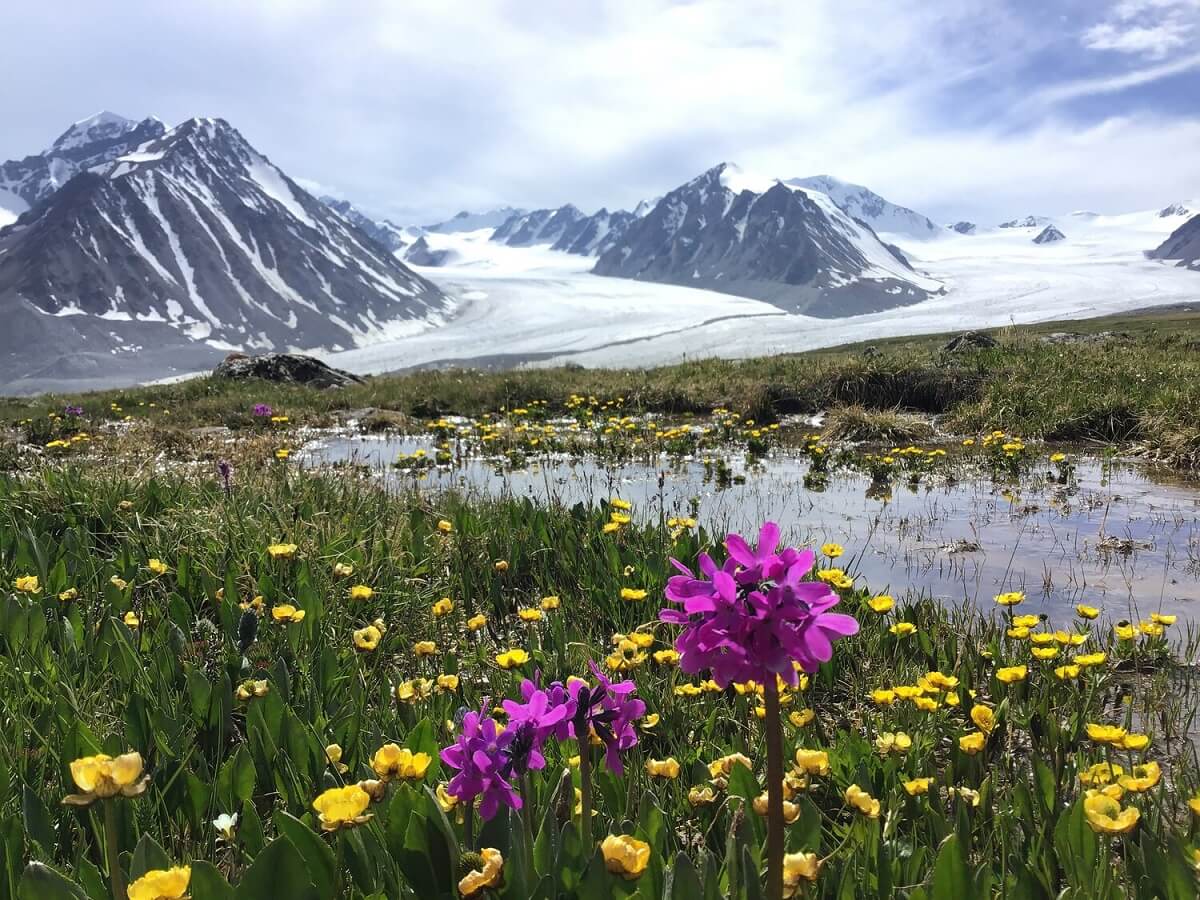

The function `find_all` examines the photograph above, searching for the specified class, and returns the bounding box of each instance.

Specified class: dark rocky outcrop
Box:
[942,331,998,352]
[212,352,364,388]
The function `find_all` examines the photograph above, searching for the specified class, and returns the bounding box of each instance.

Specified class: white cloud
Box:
[1082,21,1192,57]
[1,0,1198,224]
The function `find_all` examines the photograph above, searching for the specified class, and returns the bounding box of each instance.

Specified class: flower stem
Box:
[521,773,537,878]
[764,680,785,900]
[579,741,593,850]
[104,800,125,900]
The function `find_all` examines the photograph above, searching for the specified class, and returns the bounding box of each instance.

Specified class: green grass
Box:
[1,460,1199,898]
[6,310,1200,467]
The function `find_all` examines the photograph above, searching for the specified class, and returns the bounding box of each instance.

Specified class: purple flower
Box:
[502,682,570,775]
[566,663,645,774]
[440,707,521,820]
[217,460,234,496]
[253,403,273,417]
[660,522,859,688]
[64,405,84,417]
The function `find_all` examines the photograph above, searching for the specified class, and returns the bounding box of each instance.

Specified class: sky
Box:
[4,0,1199,224]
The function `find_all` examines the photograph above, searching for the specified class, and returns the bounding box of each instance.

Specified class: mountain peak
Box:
[52,111,140,151]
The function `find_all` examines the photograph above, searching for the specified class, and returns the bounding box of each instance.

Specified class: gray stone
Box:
[212,352,364,389]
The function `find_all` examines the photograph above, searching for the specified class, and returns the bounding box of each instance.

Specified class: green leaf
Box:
[189,861,234,900]
[18,862,87,900]
[274,812,337,900]
[669,852,703,900]
[129,833,170,881]
[20,785,54,854]
[234,836,318,900]
[930,834,969,900]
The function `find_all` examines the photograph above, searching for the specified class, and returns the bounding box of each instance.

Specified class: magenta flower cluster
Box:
[660,522,859,688]
[440,666,644,820]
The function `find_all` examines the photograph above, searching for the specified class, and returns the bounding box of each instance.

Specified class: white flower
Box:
[212,812,238,841]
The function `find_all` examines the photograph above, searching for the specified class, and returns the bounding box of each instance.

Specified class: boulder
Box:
[942,331,998,352]
[212,352,364,389]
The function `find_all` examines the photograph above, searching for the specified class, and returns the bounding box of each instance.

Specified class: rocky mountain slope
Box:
[0,116,448,392]
[591,163,942,316]
[1150,213,1200,269]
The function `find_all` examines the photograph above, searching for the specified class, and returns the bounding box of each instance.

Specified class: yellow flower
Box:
[349,584,375,601]
[1138,620,1164,638]
[949,786,981,806]
[333,562,354,577]
[413,640,438,657]
[459,848,504,897]
[1050,452,1067,463]
[13,575,40,594]
[994,591,1025,607]
[1012,614,1039,628]
[1079,762,1123,786]
[913,696,940,712]
[63,752,149,805]
[437,519,453,534]
[1083,794,1139,834]
[925,671,958,690]
[467,613,487,632]
[146,558,169,576]
[271,604,306,624]
[970,705,996,734]
[875,732,912,755]
[312,785,372,831]
[371,744,431,782]
[396,678,433,703]
[126,866,190,900]
[844,784,880,818]
[794,748,830,776]
[688,785,716,806]
[325,744,349,773]
[645,758,680,779]
[675,683,702,697]
[821,542,844,559]
[1076,604,1100,619]
[610,497,632,511]
[1032,646,1059,660]
[601,834,650,880]
[996,665,1027,684]
[1188,795,1200,817]
[1113,623,1137,640]
[958,732,986,755]
[540,595,561,610]
[123,611,141,628]
[870,688,896,706]
[709,753,753,779]
[493,560,509,573]
[783,852,821,892]
[1120,733,1150,751]
[58,587,79,602]
[868,594,894,613]
[437,674,460,692]
[518,607,543,622]
[1086,723,1127,745]
[789,708,815,728]
[753,792,801,823]
[653,649,680,666]
[235,680,269,701]
[353,625,382,651]
[266,542,298,560]
[1150,613,1176,626]
[889,622,916,636]
[275,448,290,460]
[903,777,933,796]
[1007,626,1030,640]
[495,648,530,669]
[432,597,454,616]
[620,587,647,601]
[1054,664,1081,680]
[1118,761,1161,793]
[1074,652,1107,667]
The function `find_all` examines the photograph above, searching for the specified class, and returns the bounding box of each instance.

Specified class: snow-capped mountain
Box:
[0,111,167,225]
[0,116,447,391]
[426,207,526,233]
[592,163,942,316]
[1033,225,1066,244]
[321,196,417,253]
[999,215,1052,229]
[491,205,590,247]
[550,208,637,255]
[1150,214,1200,269]
[785,175,939,239]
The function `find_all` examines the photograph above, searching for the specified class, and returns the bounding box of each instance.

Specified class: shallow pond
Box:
[301,433,1200,625]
